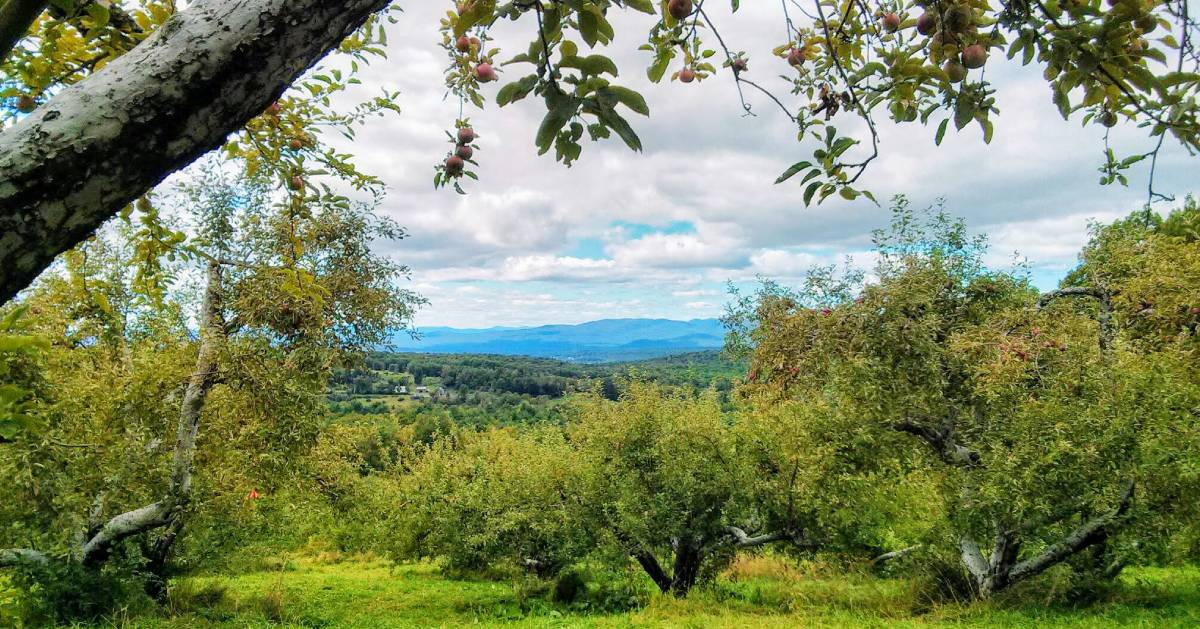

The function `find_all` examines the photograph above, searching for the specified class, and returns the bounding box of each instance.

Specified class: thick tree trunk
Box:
[0,0,390,304]
[669,540,703,597]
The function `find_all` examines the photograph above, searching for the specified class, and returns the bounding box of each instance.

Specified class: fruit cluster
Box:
[911,3,990,84]
[444,126,477,178]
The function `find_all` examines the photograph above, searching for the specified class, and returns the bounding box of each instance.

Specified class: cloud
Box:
[302,2,1196,327]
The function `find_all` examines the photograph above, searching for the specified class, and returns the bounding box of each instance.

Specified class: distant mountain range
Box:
[388,318,726,362]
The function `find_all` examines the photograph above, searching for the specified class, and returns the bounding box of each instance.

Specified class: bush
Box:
[553,569,587,603]
[9,559,153,625]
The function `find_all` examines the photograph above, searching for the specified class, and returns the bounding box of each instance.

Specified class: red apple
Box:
[668,0,693,20]
[474,62,497,82]
[267,102,282,116]
[288,138,304,151]
[445,155,465,175]
[679,67,696,83]
[731,57,748,74]
[787,47,805,67]
[289,175,303,191]
[16,95,35,113]
[881,12,902,32]
[456,35,471,52]
[961,44,987,69]
[457,127,477,144]
[455,144,474,160]
[916,11,937,36]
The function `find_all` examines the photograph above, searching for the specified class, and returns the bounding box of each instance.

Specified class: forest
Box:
[2,0,1200,627]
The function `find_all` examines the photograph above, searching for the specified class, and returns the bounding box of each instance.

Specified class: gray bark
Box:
[0,0,390,304]
[0,547,49,568]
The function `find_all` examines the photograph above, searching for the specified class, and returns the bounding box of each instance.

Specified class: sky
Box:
[312,2,1195,329]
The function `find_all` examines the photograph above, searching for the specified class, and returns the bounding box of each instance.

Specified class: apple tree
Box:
[730,198,1200,596]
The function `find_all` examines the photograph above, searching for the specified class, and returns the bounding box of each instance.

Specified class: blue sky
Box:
[313,3,1196,328]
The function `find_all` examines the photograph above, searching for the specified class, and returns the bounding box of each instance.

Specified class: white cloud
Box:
[302,2,1197,327]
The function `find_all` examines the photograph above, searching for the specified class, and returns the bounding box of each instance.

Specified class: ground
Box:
[72,557,1200,628]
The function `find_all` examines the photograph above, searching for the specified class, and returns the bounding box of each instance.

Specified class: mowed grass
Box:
[76,556,1200,628]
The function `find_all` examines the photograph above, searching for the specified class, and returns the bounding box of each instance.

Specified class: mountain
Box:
[388,318,725,362]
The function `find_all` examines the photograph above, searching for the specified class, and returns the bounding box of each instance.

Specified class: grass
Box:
[62,556,1200,628]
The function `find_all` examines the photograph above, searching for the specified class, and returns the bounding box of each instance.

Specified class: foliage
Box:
[734,197,1200,594]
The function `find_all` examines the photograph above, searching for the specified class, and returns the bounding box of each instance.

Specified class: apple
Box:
[456,36,471,52]
[1100,110,1118,128]
[474,62,497,82]
[787,47,805,67]
[455,144,474,160]
[289,175,303,191]
[16,95,36,113]
[961,44,987,69]
[916,11,937,36]
[445,155,465,175]
[881,12,902,32]
[458,127,477,144]
[731,57,748,74]
[288,138,304,151]
[943,60,967,83]
[679,67,696,83]
[266,102,282,116]
[668,0,693,20]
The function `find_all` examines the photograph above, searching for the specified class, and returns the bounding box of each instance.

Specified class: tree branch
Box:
[0,0,47,64]
[0,0,392,304]
[633,550,672,593]
[0,547,50,568]
[77,261,224,566]
[1037,286,1114,351]
[894,418,980,468]
[1007,480,1135,584]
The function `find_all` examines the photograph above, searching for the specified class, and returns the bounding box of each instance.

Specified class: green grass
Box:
[67,558,1200,628]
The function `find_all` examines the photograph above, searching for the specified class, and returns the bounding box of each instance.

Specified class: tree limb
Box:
[1007,481,1136,584]
[724,525,818,550]
[0,547,50,568]
[894,419,980,468]
[872,544,921,565]
[1038,287,1114,351]
[79,263,223,565]
[633,550,672,593]
[0,0,47,64]
[0,0,391,304]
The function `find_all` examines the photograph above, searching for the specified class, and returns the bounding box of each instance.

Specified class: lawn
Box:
[71,557,1200,628]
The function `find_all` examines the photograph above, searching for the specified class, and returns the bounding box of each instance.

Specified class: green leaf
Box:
[935,119,949,146]
[596,108,643,152]
[496,75,539,106]
[559,55,619,77]
[803,181,821,206]
[775,162,813,184]
[600,86,649,116]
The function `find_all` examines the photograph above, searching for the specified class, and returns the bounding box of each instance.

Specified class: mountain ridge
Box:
[389,318,725,362]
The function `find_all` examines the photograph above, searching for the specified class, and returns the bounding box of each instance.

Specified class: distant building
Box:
[395,385,408,395]
[413,385,430,399]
